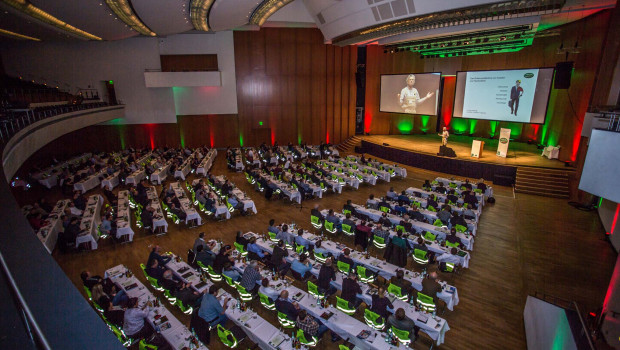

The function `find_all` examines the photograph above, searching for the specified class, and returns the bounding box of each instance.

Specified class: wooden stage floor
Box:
[362,134,569,169]
[13,152,614,350]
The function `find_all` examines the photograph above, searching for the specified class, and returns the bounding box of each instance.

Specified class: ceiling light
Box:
[105,0,156,36]
[250,0,294,26]
[190,0,215,31]
[1,0,101,40]
[0,27,41,41]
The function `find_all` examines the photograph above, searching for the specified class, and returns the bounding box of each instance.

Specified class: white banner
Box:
[471,140,484,158]
[496,128,511,158]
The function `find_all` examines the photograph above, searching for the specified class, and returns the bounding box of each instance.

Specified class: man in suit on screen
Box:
[509,80,524,116]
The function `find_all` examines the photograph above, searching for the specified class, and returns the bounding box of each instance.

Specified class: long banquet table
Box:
[116,190,135,242]
[76,195,103,249]
[37,199,71,253]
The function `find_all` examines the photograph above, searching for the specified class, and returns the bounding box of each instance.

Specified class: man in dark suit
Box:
[509,80,523,115]
[407,206,425,222]
[193,232,207,254]
[420,272,442,303]
[275,290,300,321]
[390,269,413,297]
[145,259,166,281]
[147,245,171,268]
[311,204,324,221]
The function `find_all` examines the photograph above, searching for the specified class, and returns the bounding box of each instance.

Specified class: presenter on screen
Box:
[398,74,434,114]
[438,127,449,146]
[509,80,524,116]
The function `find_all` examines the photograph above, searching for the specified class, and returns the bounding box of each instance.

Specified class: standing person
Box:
[398,74,434,114]
[438,127,449,146]
[509,80,524,116]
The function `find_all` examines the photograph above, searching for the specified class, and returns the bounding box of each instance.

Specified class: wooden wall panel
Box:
[234,28,357,146]
[160,54,218,72]
[365,10,612,162]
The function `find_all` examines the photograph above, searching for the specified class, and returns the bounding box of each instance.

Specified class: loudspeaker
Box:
[437,146,456,157]
[554,61,573,89]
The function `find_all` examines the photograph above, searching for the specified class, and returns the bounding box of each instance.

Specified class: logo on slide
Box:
[523,73,534,78]
[500,137,508,144]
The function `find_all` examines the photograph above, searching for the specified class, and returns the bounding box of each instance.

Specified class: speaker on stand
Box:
[554,61,573,89]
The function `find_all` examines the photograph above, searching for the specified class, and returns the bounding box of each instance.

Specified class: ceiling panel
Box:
[132,0,193,36]
[208,0,259,31]
[0,6,76,42]
[30,0,138,40]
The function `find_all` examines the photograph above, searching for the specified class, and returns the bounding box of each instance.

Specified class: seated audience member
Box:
[342,213,356,231]
[259,278,280,301]
[420,272,442,303]
[28,213,45,230]
[247,236,269,261]
[296,309,329,339]
[446,190,458,205]
[195,245,216,267]
[199,285,230,327]
[174,281,203,308]
[386,187,398,200]
[123,297,153,340]
[338,248,355,268]
[214,245,235,272]
[145,259,166,281]
[81,270,104,289]
[147,245,172,267]
[446,228,461,246]
[398,191,411,204]
[463,190,479,209]
[343,200,356,215]
[341,271,363,307]
[388,308,418,341]
[222,262,241,281]
[159,269,181,292]
[140,207,154,229]
[295,229,311,249]
[317,258,337,296]
[325,209,341,230]
[366,194,378,209]
[239,260,262,293]
[437,206,452,225]
[371,286,394,320]
[235,231,249,247]
[275,290,300,321]
[268,219,281,236]
[291,253,313,278]
[372,224,390,243]
[100,213,115,238]
[379,212,392,228]
[390,270,413,297]
[271,240,291,276]
[450,213,468,229]
[426,196,439,211]
[407,206,425,222]
[101,299,125,328]
[92,282,129,307]
[310,204,324,221]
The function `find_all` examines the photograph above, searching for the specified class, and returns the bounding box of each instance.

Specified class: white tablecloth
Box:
[435,177,493,198]
[76,195,103,249]
[38,174,58,189]
[36,199,71,253]
[115,190,134,241]
[101,172,120,191]
[170,182,202,225]
[74,171,103,193]
[146,187,168,233]
[105,265,208,350]
[196,149,217,175]
[151,161,172,185]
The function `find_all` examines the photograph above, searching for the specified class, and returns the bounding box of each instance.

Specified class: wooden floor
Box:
[362,134,570,169]
[14,151,615,350]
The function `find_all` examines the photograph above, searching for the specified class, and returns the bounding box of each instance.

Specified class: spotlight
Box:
[463,41,470,45]
[499,36,506,41]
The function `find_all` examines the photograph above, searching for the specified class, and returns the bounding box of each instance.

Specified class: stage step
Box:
[514,167,572,198]
[337,136,362,153]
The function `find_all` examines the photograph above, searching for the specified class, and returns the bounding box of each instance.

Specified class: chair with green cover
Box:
[217,324,246,348]
[416,292,436,313]
[473,188,483,194]
[83,286,92,300]
[413,249,429,266]
[314,251,327,264]
[295,244,305,254]
[268,231,278,242]
[324,221,337,234]
[92,300,104,313]
[357,265,375,284]
[342,223,354,236]
[140,263,164,291]
[423,231,437,241]
[277,311,295,328]
[449,183,457,189]
[310,215,323,229]
[342,209,352,216]
[110,323,132,347]
[206,264,222,282]
[454,224,467,233]
[223,273,238,288]
[225,197,235,213]
[258,292,276,310]
[412,201,421,208]
[337,261,350,275]
[236,285,253,302]
[442,262,456,273]
[339,345,351,350]
[176,299,193,315]
[364,309,385,330]
[336,296,356,315]
[139,339,158,350]
[379,206,390,214]
[307,281,325,300]
[372,235,386,249]
[163,289,177,304]
[388,168,395,177]
[433,219,445,227]
[296,329,318,347]
[387,283,407,301]
[390,326,411,345]
[233,242,247,257]
[395,225,405,234]
[445,241,460,248]
[427,205,437,212]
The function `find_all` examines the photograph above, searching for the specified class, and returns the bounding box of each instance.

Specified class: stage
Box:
[360,134,572,185]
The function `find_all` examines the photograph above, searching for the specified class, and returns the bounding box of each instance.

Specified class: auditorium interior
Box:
[1,0,620,349]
